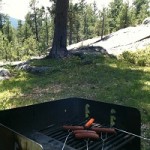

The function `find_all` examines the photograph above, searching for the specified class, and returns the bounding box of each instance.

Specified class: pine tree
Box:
[0,0,7,31]
[116,2,130,30]
[133,0,148,15]
[22,22,33,41]
[108,0,124,32]
[0,31,5,60]
[101,8,105,39]
[128,6,137,26]
[0,0,2,30]
[2,18,14,42]
[38,6,52,54]
[29,0,40,42]
[48,0,69,58]
[68,2,81,45]
[136,3,150,24]
[17,20,24,43]
[68,1,74,45]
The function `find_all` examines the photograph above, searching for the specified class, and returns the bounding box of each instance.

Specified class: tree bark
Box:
[69,15,73,45]
[101,12,105,40]
[48,0,69,58]
[45,13,49,46]
[34,10,39,42]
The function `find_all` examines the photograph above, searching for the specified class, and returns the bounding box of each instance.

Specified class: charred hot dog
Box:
[92,127,116,134]
[75,132,99,140]
[73,129,96,134]
[63,125,84,131]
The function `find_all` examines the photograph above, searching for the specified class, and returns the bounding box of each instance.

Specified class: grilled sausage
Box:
[84,118,95,128]
[73,130,96,134]
[92,127,116,134]
[63,125,84,131]
[75,132,99,140]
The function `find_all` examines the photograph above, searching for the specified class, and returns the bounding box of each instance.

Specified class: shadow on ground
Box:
[0,56,150,149]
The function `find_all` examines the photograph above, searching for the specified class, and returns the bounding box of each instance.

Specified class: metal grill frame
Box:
[0,97,141,150]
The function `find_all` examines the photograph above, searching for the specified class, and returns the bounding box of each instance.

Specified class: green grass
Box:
[0,55,150,120]
[0,55,150,149]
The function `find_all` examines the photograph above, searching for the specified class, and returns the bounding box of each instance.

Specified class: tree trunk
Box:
[101,9,105,40]
[45,13,49,46]
[69,16,73,45]
[34,8,39,42]
[48,0,69,58]
[0,14,2,30]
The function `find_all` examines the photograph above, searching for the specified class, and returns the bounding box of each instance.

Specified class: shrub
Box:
[121,47,150,66]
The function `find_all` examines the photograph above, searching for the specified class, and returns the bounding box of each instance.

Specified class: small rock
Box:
[17,63,50,74]
[0,68,11,77]
[142,17,150,25]
[0,68,11,80]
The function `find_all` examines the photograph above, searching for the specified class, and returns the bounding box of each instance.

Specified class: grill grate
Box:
[30,122,135,150]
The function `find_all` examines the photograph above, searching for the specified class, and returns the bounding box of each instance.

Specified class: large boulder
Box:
[68,19,150,56]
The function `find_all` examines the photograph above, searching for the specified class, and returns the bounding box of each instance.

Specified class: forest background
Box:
[0,0,149,61]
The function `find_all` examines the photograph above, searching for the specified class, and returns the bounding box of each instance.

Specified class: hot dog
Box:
[63,125,84,131]
[84,118,95,128]
[92,127,116,134]
[73,130,96,134]
[75,132,99,140]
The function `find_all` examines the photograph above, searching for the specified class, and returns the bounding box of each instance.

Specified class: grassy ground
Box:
[0,55,150,149]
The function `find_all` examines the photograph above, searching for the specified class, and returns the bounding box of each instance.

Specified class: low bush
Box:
[120,47,150,66]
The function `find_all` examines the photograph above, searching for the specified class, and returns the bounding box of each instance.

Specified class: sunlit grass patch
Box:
[0,54,150,149]
[0,55,150,122]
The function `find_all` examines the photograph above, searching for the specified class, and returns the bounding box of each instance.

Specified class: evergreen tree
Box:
[116,2,130,30]
[23,22,33,41]
[29,0,46,43]
[108,0,124,32]
[133,0,149,15]
[0,0,2,30]
[84,5,97,39]
[40,6,51,48]
[73,8,81,43]
[68,2,82,45]
[95,8,109,37]
[17,20,24,43]
[93,0,97,15]
[68,1,74,45]
[22,36,38,58]
[101,8,106,39]
[0,0,7,31]
[136,2,150,24]
[0,31,5,60]
[1,0,150,61]
[29,0,40,42]
[0,31,9,61]
[128,6,137,26]
[2,18,14,42]
[48,0,69,58]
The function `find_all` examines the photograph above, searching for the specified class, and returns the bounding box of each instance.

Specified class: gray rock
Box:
[68,21,150,56]
[17,63,30,71]
[0,68,11,80]
[17,63,50,74]
[0,68,11,77]
[142,17,150,25]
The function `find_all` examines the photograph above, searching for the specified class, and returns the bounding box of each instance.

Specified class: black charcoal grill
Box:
[0,97,141,150]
